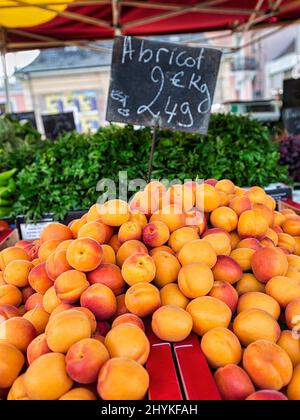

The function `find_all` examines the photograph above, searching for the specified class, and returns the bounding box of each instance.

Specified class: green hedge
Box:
[1,114,289,221]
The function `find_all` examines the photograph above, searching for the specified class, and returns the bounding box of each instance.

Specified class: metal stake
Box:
[147,124,159,183]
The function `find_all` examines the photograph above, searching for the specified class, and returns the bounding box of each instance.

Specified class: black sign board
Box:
[282,107,300,135]
[283,79,300,108]
[42,112,76,140]
[10,111,37,129]
[106,36,222,134]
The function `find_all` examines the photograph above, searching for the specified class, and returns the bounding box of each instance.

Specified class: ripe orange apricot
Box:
[160,284,189,309]
[152,305,193,342]
[195,183,220,213]
[101,244,116,264]
[54,270,89,304]
[121,253,156,286]
[210,207,238,232]
[178,239,217,268]
[178,263,214,299]
[41,223,73,243]
[251,247,288,283]
[0,342,25,389]
[99,199,130,227]
[78,221,107,244]
[28,262,53,295]
[238,210,269,240]
[0,284,22,307]
[80,284,117,321]
[143,221,170,247]
[168,227,199,253]
[116,240,148,267]
[87,263,126,295]
[105,323,150,365]
[0,247,30,271]
[125,283,161,317]
[3,260,33,288]
[118,221,143,243]
[152,251,181,288]
[66,238,103,272]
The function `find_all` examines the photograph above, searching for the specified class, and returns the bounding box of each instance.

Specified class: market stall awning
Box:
[2,0,300,51]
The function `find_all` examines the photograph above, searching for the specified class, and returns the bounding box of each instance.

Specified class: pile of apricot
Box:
[0,179,300,400]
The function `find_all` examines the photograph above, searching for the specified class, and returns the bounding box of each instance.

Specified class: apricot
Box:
[237,238,262,251]
[201,327,242,368]
[253,203,274,226]
[130,190,159,217]
[202,228,231,256]
[247,390,288,400]
[215,179,235,195]
[114,294,129,318]
[97,357,149,400]
[0,247,30,270]
[286,267,300,282]
[186,296,232,336]
[210,207,238,233]
[46,249,72,281]
[0,271,4,286]
[80,284,117,321]
[0,317,37,352]
[42,286,61,314]
[149,245,175,256]
[72,307,97,334]
[195,183,220,213]
[282,217,300,236]
[237,292,280,320]
[160,283,189,309]
[121,253,156,286]
[23,308,50,335]
[129,210,148,229]
[118,221,142,243]
[287,364,300,400]
[87,263,125,295]
[40,222,72,243]
[59,387,97,400]
[24,353,73,400]
[125,283,161,317]
[0,342,25,389]
[66,237,103,272]
[105,324,150,365]
[150,205,186,233]
[229,196,252,217]
[285,298,300,330]
[101,244,116,265]
[99,199,130,226]
[116,240,148,267]
[27,333,51,365]
[265,195,276,211]
[152,251,181,288]
[281,209,296,216]
[0,304,20,323]
[86,203,102,223]
[22,286,35,304]
[108,234,122,254]
[230,248,255,272]
[278,233,296,253]
[209,281,238,313]
[233,309,280,346]
[178,263,213,299]
[24,292,44,312]
[28,262,53,294]
[184,208,206,233]
[251,247,288,284]
[274,211,286,227]
[0,284,22,307]
[143,221,170,248]
[166,184,195,211]
[66,338,109,384]
[229,232,241,250]
[243,341,293,391]
[46,309,91,353]
[214,365,255,401]
[238,210,269,240]
[152,305,193,342]
[38,239,62,262]
[266,276,300,308]
[69,218,86,238]
[265,228,279,246]
[7,374,30,400]
[212,255,243,285]
[168,227,198,254]
[54,270,89,304]
[3,260,33,288]
[55,240,73,252]
[288,254,300,271]
[277,331,300,367]
[245,186,267,204]
[112,314,145,331]
[77,221,107,245]
[204,178,218,187]
[236,273,265,295]
[178,239,217,268]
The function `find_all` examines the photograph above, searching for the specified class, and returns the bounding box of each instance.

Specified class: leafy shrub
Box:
[279,136,300,183]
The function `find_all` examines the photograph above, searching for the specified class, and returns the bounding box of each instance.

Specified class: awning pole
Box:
[112,0,122,36]
[0,29,11,114]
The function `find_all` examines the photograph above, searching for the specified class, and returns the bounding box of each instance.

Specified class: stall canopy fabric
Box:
[2,0,300,51]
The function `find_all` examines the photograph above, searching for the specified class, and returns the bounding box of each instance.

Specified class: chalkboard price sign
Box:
[106,36,222,134]
[283,107,300,135]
